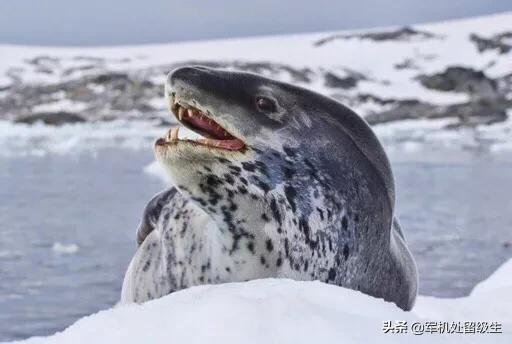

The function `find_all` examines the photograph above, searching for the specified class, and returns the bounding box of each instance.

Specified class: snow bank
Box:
[13,259,512,344]
[1,12,510,91]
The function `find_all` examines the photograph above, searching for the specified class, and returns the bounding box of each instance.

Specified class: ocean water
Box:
[0,148,511,342]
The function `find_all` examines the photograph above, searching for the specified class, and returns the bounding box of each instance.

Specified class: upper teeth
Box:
[178,107,185,120]
[174,100,204,122]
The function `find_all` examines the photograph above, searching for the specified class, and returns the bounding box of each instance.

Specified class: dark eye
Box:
[255,96,276,113]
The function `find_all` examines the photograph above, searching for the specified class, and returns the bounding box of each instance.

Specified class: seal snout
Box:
[167,66,214,90]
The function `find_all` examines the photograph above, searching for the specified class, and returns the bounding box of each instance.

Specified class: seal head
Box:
[122,66,418,311]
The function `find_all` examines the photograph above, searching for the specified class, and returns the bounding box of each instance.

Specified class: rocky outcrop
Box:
[0,71,164,122]
[417,67,499,100]
[365,97,510,127]
[0,60,318,123]
[0,55,509,129]
[323,70,367,89]
[470,32,512,54]
[314,27,441,46]
[364,65,511,127]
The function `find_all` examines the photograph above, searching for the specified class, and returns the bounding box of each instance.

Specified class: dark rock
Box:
[365,97,511,127]
[394,59,420,70]
[444,99,509,128]
[470,32,511,54]
[355,93,396,106]
[417,67,498,99]
[314,27,441,46]
[25,56,60,66]
[15,112,86,125]
[497,73,512,96]
[324,72,358,89]
[365,100,437,124]
[91,72,130,84]
[135,103,156,112]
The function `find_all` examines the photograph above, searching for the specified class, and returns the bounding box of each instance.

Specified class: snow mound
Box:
[472,258,512,295]
[13,259,512,344]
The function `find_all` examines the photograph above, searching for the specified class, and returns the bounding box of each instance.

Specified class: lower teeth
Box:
[170,127,179,141]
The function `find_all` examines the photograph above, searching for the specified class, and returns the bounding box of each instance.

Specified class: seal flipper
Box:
[136,188,177,246]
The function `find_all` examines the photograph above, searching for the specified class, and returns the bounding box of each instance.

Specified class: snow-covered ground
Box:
[1,13,510,93]
[12,258,512,344]
[0,12,511,156]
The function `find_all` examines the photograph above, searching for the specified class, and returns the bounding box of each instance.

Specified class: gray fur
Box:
[121,66,418,310]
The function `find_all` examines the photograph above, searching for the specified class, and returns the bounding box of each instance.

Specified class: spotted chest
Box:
[123,146,369,303]
[175,148,364,283]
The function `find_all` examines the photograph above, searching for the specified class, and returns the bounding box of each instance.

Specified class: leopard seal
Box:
[121,66,418,310]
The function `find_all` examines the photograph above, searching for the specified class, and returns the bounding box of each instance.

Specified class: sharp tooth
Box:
[187,108,195,118]
[178,107,185,120]
[170,127,179,141]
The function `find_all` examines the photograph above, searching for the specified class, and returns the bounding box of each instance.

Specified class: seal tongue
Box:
[183,110,234,140]
[169,101,246,151]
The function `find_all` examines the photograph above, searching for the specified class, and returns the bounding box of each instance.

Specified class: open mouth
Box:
[156,96,246,151]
